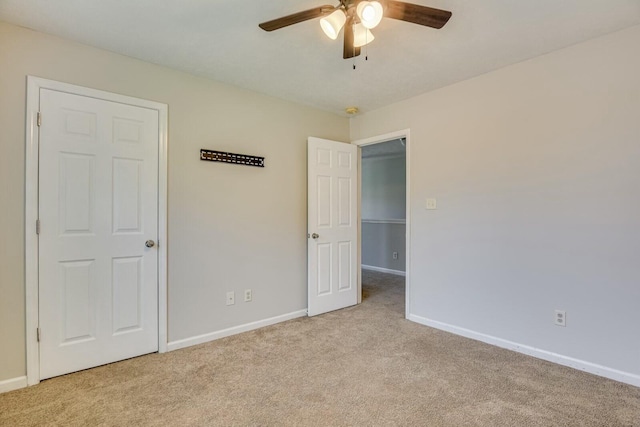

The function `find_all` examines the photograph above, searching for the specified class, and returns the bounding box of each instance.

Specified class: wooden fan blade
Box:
[384,1,452,29]
[259,5,335,31]
[343,20,361,59]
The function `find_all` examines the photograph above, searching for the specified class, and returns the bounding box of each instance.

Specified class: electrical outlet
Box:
[244,289,252,302]
[554,310,566,327]
[426,198,437,210]
[226,291,235,306]
[392,252,398,260]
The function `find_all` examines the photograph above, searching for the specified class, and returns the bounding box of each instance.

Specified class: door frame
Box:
[352,129,411,318]
[24,76,169,385]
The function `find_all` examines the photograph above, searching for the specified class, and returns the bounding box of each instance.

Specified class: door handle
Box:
[145,240,156,248]
[311,233,319,240]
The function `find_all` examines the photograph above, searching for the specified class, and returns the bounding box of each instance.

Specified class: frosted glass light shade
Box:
[320,9,347,40]
[353,23,375,47]
[356,1,383,29]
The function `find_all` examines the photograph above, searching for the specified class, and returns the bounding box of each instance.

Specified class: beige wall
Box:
[351,25,640,379]
[0,21,349,381]
[3,18,638,386]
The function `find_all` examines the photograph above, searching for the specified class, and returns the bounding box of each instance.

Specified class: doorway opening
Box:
[354,130,410,319]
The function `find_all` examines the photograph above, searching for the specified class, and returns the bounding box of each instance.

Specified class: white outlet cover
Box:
[226,291,235,306]
[426,198,437,210]
[554,310,566,326]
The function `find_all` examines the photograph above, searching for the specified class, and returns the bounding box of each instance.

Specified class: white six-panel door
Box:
[38,88,159,379]
[307,137,358,316]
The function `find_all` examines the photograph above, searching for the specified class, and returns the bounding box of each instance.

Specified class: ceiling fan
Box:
[259,0,452,59]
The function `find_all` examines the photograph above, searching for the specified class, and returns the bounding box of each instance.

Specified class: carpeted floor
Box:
[1,270,639,426]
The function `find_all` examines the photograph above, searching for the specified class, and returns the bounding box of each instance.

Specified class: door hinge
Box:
[37,112,41,127]
[36,328,40,342]
[36,219,41,235]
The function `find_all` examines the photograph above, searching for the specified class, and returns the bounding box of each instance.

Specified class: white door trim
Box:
[351,129,411,319]
[25,76,169,386]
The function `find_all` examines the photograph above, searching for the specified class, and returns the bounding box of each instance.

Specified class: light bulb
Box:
[353,23,375,48]
[356,1,383,29]
[362,5,376,21]
[320,9,346,40]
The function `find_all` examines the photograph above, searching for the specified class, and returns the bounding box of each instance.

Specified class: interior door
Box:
[38,88,159,379]
[307,137,358,316]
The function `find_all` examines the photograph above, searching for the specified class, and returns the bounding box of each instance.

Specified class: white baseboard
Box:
[0,376,27,394]
[167,309,308,352]
[362,264,406,276]
[408,314,640,388]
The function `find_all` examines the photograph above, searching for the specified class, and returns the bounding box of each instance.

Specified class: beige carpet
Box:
[1,270,639,426]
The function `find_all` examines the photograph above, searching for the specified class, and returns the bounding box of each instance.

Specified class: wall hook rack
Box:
[200,149,265,168]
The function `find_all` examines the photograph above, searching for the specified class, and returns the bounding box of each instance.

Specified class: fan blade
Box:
[259,5,335,31]
[343,19,361,59]
[384,1,452,29]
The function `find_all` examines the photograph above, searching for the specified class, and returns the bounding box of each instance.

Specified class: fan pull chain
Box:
[353,22,357,70]
[365,30,369,61]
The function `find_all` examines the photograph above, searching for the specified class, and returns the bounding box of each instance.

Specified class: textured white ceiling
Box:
[1,0,639,115]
